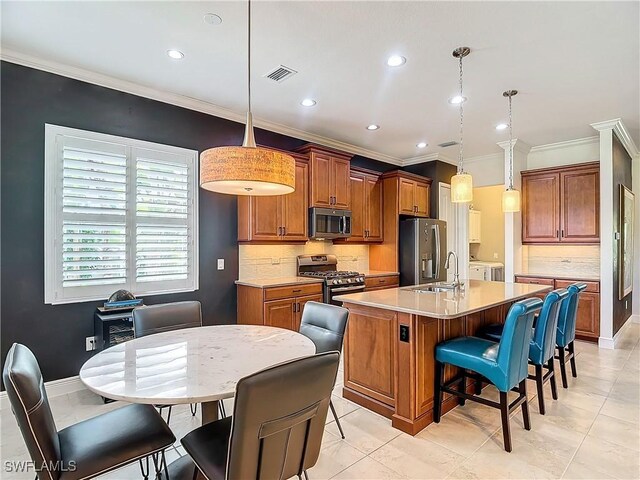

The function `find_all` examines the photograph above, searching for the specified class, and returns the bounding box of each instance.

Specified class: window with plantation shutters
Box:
[45,125,198,304]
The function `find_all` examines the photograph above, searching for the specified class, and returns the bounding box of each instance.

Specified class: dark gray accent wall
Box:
[612,134,634,335]
[0,62,386,383]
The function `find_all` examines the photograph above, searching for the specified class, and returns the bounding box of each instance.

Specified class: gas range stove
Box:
[297,254,366,304]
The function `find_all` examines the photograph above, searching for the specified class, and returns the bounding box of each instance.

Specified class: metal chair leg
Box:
[568,341,577,378]
[219,400,226,418]
[303,470,310,480]
[139,456,149,480]
[499,391,512,452]
[165,405,172,425]
[558,346,569,388]
[329,400,345,439]
[190,403,197,416]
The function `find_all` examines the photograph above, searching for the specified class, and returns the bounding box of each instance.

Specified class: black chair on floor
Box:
[179,352,340,480]
[555,283,587,388]
[3,343,175,480]
[299,301,349,439]
[481,289,568,415]
[133,301,226,421]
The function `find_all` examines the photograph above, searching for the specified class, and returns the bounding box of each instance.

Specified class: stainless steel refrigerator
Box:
[399,218,447,286]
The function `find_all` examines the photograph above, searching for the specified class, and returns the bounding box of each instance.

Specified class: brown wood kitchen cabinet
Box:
[397,174,430,217]
[295,144,352,209]
[237,282,324,332]
[522,162,599,244]
[238,155,309,243]
[515,275,600,341]
[335,168,383,243]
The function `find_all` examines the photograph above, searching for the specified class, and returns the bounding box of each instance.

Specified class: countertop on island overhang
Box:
[334,280,551,319]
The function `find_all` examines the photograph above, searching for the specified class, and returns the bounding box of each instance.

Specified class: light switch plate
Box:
[217,258,224,270]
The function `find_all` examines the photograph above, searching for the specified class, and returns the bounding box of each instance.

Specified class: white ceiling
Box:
[2,1,639,162]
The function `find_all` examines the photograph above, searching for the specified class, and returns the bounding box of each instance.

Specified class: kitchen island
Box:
[334,280,550,435]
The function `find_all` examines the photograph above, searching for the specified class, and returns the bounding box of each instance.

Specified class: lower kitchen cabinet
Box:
[364,274,399,292]
[237,282,323,332]
[515,275,600,341]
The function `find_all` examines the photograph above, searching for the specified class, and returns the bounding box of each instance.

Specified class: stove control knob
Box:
[347,278,352,283]
[338,279,343,284]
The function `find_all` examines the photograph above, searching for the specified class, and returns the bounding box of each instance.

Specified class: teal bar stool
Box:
[482,289,568,415]
[556,283,587,388]
[434,297,543,452]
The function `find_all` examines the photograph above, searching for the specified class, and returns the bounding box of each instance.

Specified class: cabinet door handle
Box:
[556,230,559,238]
[297,302,301,312]
[282,226,286,236]
[278,226,282,236]
[561,229,564,238]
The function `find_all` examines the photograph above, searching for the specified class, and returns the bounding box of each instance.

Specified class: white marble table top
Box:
[79,325,315,405]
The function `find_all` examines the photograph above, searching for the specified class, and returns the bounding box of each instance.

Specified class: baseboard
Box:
[0,375,85,410]
[598,314,636,350]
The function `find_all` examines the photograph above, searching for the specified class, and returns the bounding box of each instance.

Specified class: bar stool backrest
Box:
[496,298,543,391]
[3,344,61,480]
[531,289,568,364]
[556,283,587,347]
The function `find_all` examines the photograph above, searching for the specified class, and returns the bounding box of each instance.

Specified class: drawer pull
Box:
[378,279,386,283]
[292,289,302,293]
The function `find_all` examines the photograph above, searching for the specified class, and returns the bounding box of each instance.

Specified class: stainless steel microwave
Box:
[309,208,352,239]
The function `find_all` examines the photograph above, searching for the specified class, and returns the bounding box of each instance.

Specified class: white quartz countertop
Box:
[235,276,324,288]
[361,270,400,277]
[334,280,551,319]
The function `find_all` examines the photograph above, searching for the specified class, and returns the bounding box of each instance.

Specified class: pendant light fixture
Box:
[501,90,521,212]
[450,47,473,203]
[200,1,295,196]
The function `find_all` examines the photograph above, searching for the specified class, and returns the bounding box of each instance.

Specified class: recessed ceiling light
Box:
[167,49,184,60]
[203,13,223,25]
[495,123,508,131]
[448,95,467,104]
[367,124,380,130]
[416,142,428,148]
[300,98,316,107]
[387,55,406,67]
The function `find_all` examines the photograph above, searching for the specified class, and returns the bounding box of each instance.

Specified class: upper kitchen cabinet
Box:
[295,144,353,209]
[238,152,309,243]
[384,170,431,217]
[522,162,599,244]
[335,168,383,243]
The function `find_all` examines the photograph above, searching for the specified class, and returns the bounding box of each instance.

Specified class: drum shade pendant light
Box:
[200,1,295,195]
[502,90,521,212]
[450,47,473,203]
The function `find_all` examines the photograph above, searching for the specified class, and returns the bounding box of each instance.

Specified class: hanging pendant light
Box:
[501,90,521,212]
[200,1,295,196]
[450,47,473,203]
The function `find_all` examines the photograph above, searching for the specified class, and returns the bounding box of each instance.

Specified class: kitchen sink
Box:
[408,285,456,293]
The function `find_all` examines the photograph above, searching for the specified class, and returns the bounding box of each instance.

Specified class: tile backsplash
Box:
[522,245,600,278]
[239,242,369,279]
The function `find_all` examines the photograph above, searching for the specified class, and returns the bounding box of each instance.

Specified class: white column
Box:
[498,139,530,282]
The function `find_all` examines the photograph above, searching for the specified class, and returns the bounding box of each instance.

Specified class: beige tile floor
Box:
[2,322,639,480]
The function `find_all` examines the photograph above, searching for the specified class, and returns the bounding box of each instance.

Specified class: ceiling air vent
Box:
[438,141,458,148]
[263,65,298,83]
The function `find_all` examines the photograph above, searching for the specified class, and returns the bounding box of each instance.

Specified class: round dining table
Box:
[79,324,316,423]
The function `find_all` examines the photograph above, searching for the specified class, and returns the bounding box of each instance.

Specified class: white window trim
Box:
[44,124,199,305]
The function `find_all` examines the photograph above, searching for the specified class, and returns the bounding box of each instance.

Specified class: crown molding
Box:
[401,152,457,167]
[591,118,639,158]
[0,48,403,166]
[464,152,503,165]
[497,138,531,154]
[529,135,598,153]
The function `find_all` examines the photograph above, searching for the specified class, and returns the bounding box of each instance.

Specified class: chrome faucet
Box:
[445,251,462,289]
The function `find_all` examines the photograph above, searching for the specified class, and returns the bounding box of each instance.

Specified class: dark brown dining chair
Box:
[3,343,175,480]
[133,301,225,420]
[299,301,349,438]
[179,352,340,480]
